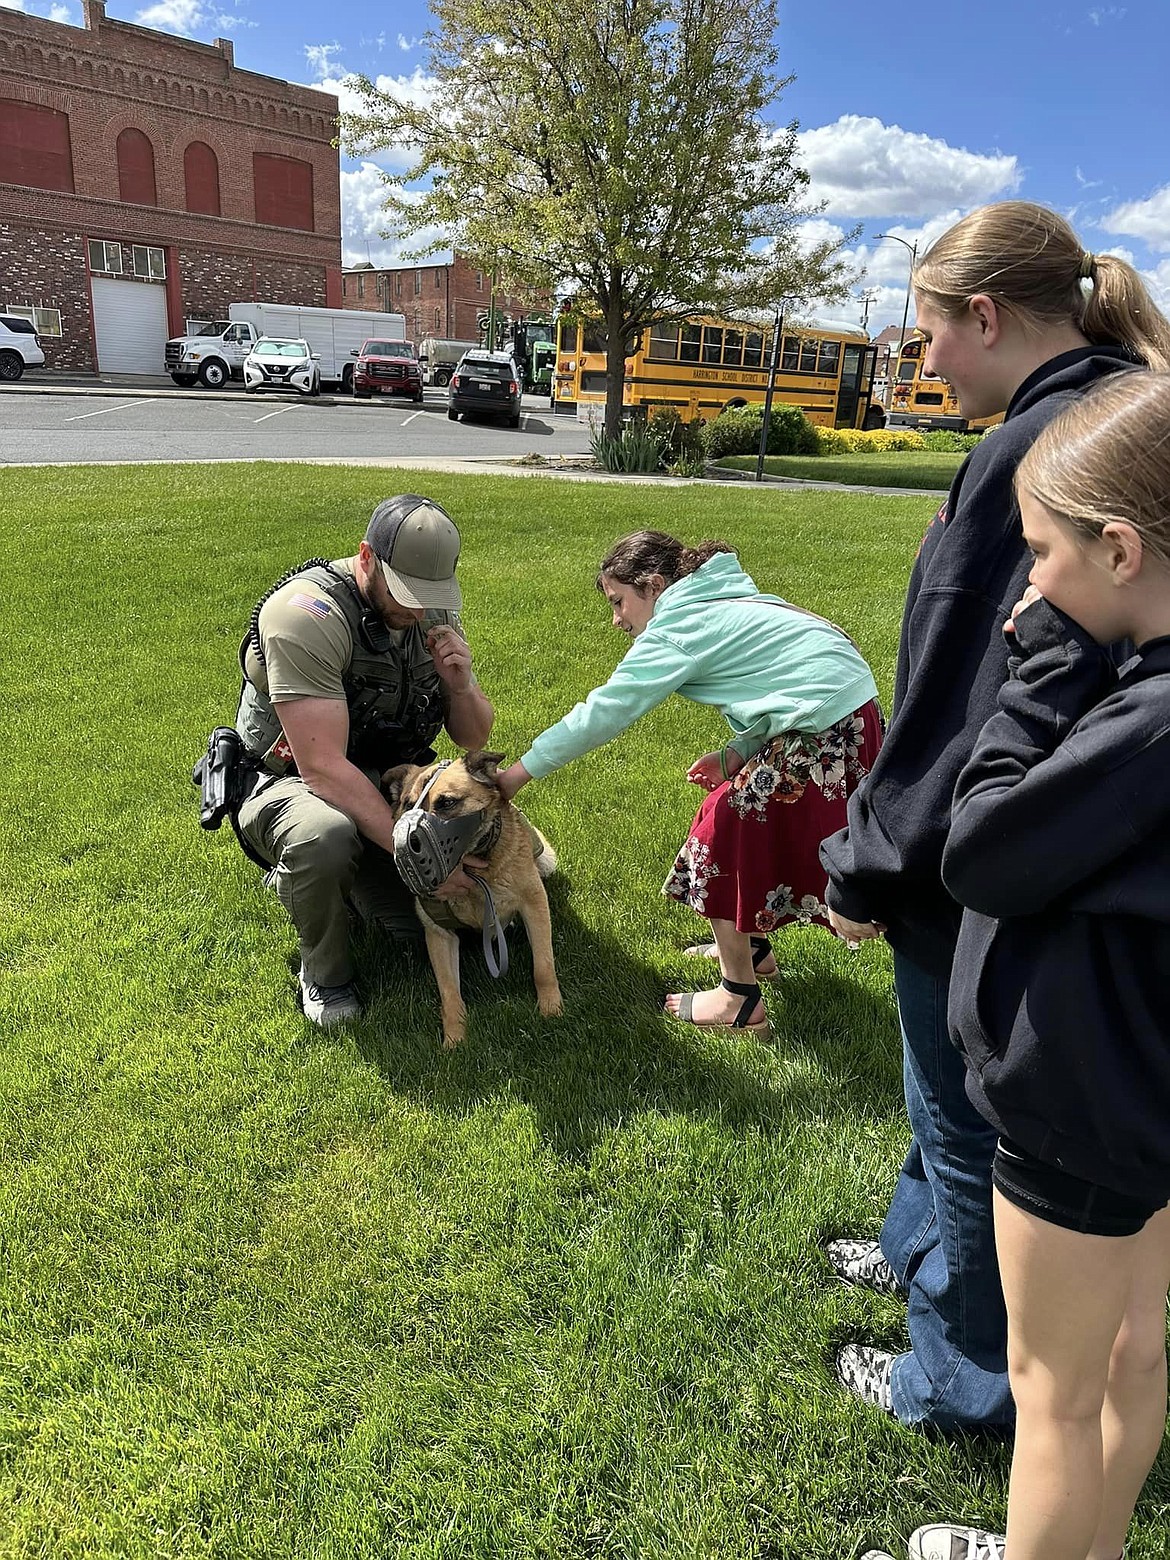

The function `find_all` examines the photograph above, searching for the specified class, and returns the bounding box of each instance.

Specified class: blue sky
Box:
[7,0,1170,333]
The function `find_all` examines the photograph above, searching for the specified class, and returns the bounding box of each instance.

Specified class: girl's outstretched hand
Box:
[686,748,744,791]
[1004,584,1044,638]
[496,761,532,802]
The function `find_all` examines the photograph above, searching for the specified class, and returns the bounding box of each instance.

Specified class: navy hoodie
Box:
[820,346,1141,977]
[943,600,1170,1201]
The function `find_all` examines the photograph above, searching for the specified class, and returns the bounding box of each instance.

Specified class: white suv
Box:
[0,315,47,381]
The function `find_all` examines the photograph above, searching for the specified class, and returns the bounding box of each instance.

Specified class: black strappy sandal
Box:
[671,977,769,1035]
[682,936,779,981]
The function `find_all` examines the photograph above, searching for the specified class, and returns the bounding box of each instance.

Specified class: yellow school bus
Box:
[888,335,1002,433]
[552,312,884,429]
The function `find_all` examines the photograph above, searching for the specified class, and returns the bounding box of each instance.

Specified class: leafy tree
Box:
[342,0,856,436]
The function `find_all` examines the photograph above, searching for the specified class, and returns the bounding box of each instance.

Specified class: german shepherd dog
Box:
[382,750,562,1049]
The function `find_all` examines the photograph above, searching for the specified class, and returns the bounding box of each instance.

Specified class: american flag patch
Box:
[290,592,332,619]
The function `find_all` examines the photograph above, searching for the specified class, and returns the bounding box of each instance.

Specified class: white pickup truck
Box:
[164,302,408,391]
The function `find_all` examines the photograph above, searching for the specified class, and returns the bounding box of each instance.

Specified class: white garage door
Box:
[91,277,169,375]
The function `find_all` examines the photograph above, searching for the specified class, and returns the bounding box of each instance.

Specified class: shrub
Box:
[646,406,705,465]
[702,402,819,460]
[812,425,853,455]
[669,451,708,479]
[921,429,985,453]
[589,421,664,473]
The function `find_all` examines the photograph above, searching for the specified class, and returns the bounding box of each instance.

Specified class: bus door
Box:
[835,342,874,428]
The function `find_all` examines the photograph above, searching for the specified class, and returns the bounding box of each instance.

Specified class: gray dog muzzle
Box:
[391,760,489,898]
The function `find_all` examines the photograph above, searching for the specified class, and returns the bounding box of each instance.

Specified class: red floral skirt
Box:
[662,700,884,934]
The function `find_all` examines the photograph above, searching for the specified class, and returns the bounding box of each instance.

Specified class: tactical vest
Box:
[235,561,445,775]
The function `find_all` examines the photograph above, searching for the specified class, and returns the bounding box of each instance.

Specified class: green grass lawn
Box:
[5,464,1169,1559]
[718,451,964,490]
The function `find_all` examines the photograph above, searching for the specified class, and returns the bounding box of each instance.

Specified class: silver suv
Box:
[0,315,46,381]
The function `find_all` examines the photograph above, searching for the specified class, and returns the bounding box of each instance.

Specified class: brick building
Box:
[342,254,545,346]
[0,0,341,375]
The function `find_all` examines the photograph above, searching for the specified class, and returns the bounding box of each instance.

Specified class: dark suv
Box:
[447,351,522,428]
[352,339,424,403]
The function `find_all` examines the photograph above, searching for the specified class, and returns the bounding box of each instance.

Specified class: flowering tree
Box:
[342,0,855,437]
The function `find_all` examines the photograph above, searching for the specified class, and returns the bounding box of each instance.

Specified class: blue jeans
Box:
[880,952,1014,1430]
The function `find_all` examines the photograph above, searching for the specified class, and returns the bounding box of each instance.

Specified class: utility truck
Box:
[164,302,408,391]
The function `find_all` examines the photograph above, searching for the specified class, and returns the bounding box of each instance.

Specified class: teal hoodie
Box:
[521,551,877,780]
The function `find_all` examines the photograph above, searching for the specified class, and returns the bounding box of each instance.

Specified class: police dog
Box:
[382,750,562,1049]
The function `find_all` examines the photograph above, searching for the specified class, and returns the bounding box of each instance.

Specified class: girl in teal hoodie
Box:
[497,530,881,1033]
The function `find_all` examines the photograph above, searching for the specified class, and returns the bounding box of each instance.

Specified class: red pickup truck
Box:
[351,338,424,403]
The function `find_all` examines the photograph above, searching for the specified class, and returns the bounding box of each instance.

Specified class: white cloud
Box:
[1100,185,1170,251]
[304,41,342,76]
[0,0,77,14]
[310,68,440,173]
[796,115,1020,220]
[339,163,452,269]
[135,0,203,30]
[397,33,420,50]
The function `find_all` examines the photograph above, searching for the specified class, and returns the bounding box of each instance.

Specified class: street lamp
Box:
[875,232,919,353]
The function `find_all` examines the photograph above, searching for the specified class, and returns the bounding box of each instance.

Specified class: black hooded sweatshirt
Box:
[943,600,1170,1201]
[820,346,1141,977]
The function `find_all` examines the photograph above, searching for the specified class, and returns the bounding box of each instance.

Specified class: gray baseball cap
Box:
[364,494,462,611]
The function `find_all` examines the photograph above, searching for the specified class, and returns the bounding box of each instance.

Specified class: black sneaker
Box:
[826,1238,905,1296]
[836,1343,896,1414]
[298,966,361,1028]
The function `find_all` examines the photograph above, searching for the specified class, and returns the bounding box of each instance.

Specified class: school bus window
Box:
[722,330,744,367]
[898,359,917,383]
[817,340,841,375]
[781,335,800,371]
[744,331,764,368]
[799,338,821,372]
[582,322,608,354]
[679,324,701,362]
[702,327,723,364]
[648,325,679,361]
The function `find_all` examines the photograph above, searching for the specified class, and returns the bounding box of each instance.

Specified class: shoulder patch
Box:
[290,592,333,620]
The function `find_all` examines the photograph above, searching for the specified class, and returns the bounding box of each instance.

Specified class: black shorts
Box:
[993,1138,1165,1238]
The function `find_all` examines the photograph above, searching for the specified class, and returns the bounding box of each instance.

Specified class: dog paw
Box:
[538,992,564,1018]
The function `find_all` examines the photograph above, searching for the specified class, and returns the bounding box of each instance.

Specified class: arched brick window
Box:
[183,140,220,215]
[0,102,74,192]
[253,152,314,231]
[116,127,157,206]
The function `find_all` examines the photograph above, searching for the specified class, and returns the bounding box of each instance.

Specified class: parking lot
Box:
[0,379,595,466]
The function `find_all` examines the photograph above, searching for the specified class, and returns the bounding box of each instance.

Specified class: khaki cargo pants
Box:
[237,774,417,989]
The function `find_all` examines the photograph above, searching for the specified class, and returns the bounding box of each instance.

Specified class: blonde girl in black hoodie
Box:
[820,202,1170,1437]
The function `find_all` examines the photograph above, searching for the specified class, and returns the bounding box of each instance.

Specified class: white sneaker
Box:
[298,966,361,1028]
[909,1525,1006,1560]
[836,1343,896,1414]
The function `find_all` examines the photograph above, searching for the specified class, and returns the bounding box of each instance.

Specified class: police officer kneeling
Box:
[233,494,494,1027]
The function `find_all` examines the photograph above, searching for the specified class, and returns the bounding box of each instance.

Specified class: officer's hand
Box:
[426,625,474,694]
[430,854,490,900]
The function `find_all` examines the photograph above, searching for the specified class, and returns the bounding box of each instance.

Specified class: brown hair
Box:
[596,530,734,592]
[914,201,1170,371]
[1016,370,1170,570]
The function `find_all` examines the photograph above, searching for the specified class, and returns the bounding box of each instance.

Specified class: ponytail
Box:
[914,201,1170,369]
[597,530,734,592]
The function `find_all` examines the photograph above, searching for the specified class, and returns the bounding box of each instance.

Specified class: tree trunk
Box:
[603,297,626,441]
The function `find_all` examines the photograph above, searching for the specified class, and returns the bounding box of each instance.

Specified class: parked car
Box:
[0,315,46,381]
[447,350,522,428]
[242,337,321,396]
[351,338,423,403]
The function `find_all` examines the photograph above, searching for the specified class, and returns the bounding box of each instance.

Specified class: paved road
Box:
[0,382,595,466]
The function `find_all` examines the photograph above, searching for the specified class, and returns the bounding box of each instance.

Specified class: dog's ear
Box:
[382,762,419,812]
[463,750,506,788]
